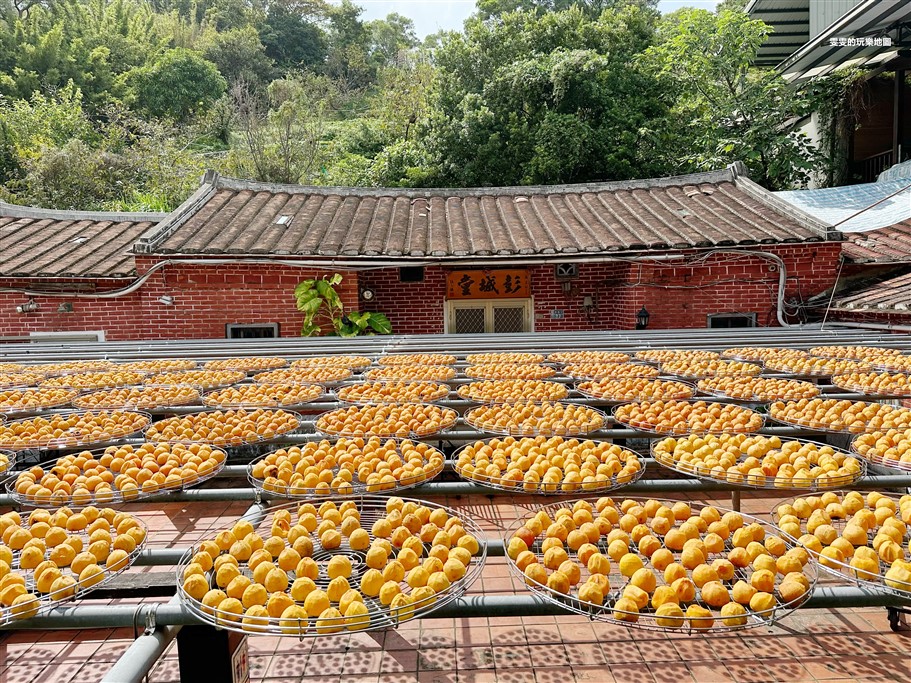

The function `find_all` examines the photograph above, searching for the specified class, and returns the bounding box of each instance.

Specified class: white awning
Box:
[778,0,909,83]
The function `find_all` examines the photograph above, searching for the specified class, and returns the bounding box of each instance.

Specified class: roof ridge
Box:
[0,201,166,222]
[211,168,738,198]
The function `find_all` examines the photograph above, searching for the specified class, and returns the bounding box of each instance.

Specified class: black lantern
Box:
[635,305,650,330]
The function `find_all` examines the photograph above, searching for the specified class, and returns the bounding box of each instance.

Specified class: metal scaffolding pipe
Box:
[6,587,910,631]
[99,596,182,683]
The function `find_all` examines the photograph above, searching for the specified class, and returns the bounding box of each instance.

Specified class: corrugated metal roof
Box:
[834,271,911,312]
[0,204,164,278]
[775,179,911,233]
[134,168,835,259]
[842,222,911,263]
[746,0,811,67]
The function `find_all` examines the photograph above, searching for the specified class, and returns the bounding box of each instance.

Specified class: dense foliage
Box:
[0,0,839,210]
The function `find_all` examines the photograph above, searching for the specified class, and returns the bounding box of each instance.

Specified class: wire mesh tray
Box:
[36,361,117,376]
[562,363,660,381]
[72,385,203,411]
[830,372,911,398]
[772,491,911,601]
[0,410,152,451]
[203,358,290,372]
[695,377,820,403]
[363,366,457,382]
[0,373,45,389]
[464,401,607,437]
[291,357,374,370]
[505,498,815,633]
[150,370,248,390]
[255,368,353,385]
[337,382,451,405]
[457,380,568,404]
[809,346,904,361]
[0,507,147,628]
[117,359,199,373]
[315,404,458,439]
[465,353,544,364]
[452,437,644,494]
[871,356,911,373]
[145,408,304,446]
[850,430,911,473]
[575,379,694,403]
[767,399,911,434]
[761,358,874,377]
[248,438,445,497]
[548,351,630,364]
[634,350,720,364]
[377,354,456,366]
[659,361,762,381]
[0,449,15,475]
[463,364,558,381]
[38,372,148,390]
[176,496,487,636]
[613,400,764,436]
[650,435,865,491]
[721,348,808,362]
[203,384,325,409]
[0,388,79,415]
[6,443,228,507]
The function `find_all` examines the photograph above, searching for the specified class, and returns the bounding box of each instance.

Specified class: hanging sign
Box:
[446,270,530,299]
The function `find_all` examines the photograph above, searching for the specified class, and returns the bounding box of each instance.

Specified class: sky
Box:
[353,0,721,38]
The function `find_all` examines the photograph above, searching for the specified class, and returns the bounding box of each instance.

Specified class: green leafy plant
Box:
[294,273,392,337]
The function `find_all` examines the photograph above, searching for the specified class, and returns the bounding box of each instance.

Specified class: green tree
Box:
[418,5,670,186]
[325,0,374,87]
[203,25,273,88]
[367,13,418,68]
[128,47,226,121]
[228,73,349,184]
[647,8,818,189]
[259,0,327,72]
[476,0,656,20]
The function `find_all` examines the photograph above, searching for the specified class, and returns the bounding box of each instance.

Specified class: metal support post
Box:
[731,489,741,513]
[100,596,182,683]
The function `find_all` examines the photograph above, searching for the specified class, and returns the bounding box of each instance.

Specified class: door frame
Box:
[444,298,535,334]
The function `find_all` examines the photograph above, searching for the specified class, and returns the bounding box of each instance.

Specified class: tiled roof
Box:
[833,271,911,313]
[135,166,835,259]
[842,222,911,263]
[0,203,165,278]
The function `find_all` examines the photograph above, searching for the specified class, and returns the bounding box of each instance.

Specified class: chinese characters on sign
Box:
[446,270,530,299]
[829,36,892,47]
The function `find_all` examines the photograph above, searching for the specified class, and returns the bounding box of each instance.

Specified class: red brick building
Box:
[0,164,844,341]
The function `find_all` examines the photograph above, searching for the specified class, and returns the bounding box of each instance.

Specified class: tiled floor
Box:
[1,491,909,682]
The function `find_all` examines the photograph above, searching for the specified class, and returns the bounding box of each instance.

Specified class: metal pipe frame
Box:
[95,501,268,683]
[6,587,910,632]
[2,328,911,363]
[3,473,906,508]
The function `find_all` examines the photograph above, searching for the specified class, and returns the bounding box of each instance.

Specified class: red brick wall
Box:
[360,244,844,334]
[0,262,359,341]
[0,244,844,340]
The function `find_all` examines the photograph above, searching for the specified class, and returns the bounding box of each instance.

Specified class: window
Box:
[400,267,425,283]
[446,299,533,334]
[707,313,756,329]
[554,263,578,279]
[226,323,279,338]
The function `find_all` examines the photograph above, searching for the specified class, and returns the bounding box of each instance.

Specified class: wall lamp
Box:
[157,296,175,306]
[636,305,650,330]
[16,299,39,314]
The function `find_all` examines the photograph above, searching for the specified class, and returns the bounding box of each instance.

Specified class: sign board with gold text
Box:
[446,270,530,299]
